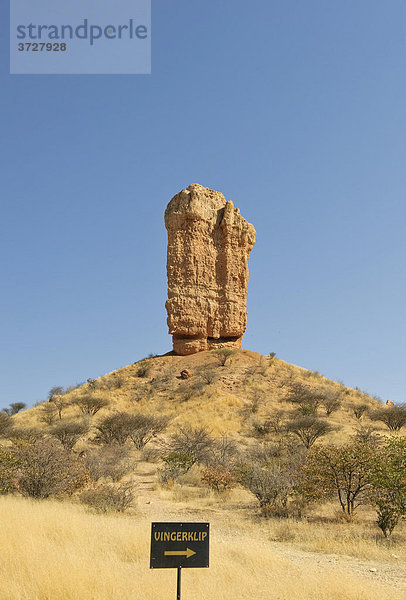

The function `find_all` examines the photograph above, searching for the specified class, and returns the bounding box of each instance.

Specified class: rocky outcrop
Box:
[165,184,256,355]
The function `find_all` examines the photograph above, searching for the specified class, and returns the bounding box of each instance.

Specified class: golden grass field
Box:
[0,494,404,600]
[3,350,404,599]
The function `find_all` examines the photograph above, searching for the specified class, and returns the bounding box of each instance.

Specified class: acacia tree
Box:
[73,396,109,416]
[49,421,89,451]
[285,416,332,448]
[370,405,406,431]
[299,442,376,516]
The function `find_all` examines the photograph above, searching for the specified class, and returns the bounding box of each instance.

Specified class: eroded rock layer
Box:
[165,184,256,355]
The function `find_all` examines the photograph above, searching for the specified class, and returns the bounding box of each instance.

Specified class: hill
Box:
[14,349,384,444]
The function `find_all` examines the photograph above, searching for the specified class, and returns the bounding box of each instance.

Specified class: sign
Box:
[150,522,209,569]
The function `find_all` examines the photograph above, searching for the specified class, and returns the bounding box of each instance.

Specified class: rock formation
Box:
[165,184,256,355]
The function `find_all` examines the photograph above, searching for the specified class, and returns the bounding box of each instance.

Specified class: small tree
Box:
[370,405,406,431]
[322,393,342,416]
[163,426,213,468]
[49,421,88,451]
[74,396,109,416]
[95,412,134,445]
[299,442,376,516]
[127,414,169,449]
[13,437,88,499]
[368,437,406,537]
[39,403,58,426]
[285,382,323,416]
[285,416,332,449]
[49,396,67,420]
[48,386,64,400]
[10,402,27,415]
[95,412,168,447]
[352,404,369,420]
[212,348,236,367]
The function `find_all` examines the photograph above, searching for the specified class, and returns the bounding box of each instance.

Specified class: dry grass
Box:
[0,495,404,600]
[14,350,386,446]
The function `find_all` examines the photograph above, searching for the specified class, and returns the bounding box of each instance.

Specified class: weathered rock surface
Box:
[165,184,256,355]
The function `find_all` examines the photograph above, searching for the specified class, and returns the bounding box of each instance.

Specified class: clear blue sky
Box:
[1,0,405,407]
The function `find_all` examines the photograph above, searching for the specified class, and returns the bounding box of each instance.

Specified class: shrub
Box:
[5,402,26,415]
[84,446,135,482]
[49,421,89,451]
[198,367,218,385]
[237,439,305,516]
[48,386,64,400]
[159,452,194,484]
[0,412,13,437]
[79,482,135,513]
[128,414,169,449]
[285,416,332,448]
[321,392,342,416]
[163,426,213,468]
[370,405,406,431]
[13,437,88,499]
[352,404,369,420]
[49,396,68,420]
[208,435,238,468]
[39,403,58,426]
[212,348,236,367]
[201,465,236,493]
[285,382,323,416]
[0,447,18,493]
[95,412,169,447]
[136,359,153,378]
[368,437,406,537]
[73,396,109,416]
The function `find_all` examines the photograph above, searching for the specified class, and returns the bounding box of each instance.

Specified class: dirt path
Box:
[133,463,405,594]
[268,541,405,592]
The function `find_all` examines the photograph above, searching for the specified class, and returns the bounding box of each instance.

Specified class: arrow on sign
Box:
[164,548,196,558]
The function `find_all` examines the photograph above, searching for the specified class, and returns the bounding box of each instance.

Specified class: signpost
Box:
[150,522,209,599]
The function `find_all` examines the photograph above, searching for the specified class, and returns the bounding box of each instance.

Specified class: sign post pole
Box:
[177,566,181,600]
[150,522,209,598]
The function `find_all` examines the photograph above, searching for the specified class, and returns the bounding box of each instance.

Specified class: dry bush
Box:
[201,465,237,493]
[208,435,238,468]
[0,412,13,437]
[84,446,135,482]
[13,437,87,499]
[7,427,43,443]
[162,426,214,468]
[95,412,169,447]
[352,403,369,420]
[285,382,324,416]
[136,359,153,378]
[79,482,135,513]
[73,396,110,416]
[39,402,58,425]
[198,366,218,385]
[370,405,406,431]
[321,392,342,416]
